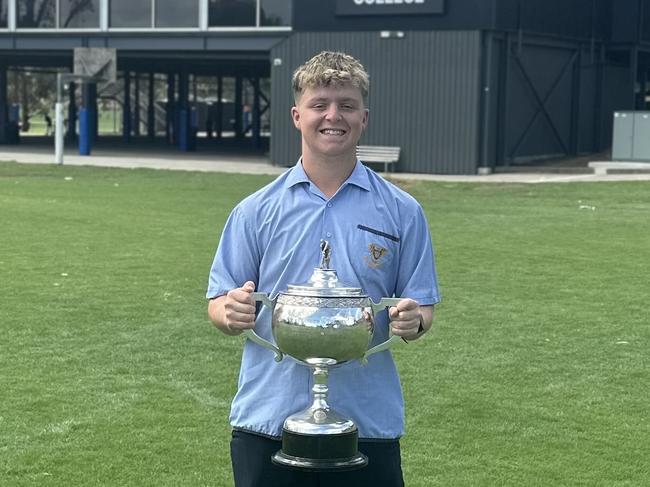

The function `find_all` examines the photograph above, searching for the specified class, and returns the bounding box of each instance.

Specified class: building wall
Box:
[495,0,612,40]
[270,30,482,175]
[294,0,616,41]
[610,0,650,42]
[600,63,634,145]
[483,33,625,166]
[293,0,493,32]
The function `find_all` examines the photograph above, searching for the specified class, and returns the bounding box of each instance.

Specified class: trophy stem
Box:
[310,363,330,419]
[271,358,368,471]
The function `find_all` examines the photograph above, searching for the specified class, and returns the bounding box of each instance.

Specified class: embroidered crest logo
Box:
[364,243,388,269]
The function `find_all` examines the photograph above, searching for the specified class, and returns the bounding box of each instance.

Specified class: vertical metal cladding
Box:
[271,31,482,174]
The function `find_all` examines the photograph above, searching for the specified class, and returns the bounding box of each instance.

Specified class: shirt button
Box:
[326,232,332,238]
[327,202,333,208]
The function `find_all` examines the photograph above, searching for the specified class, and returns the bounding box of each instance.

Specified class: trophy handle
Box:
[243,292,283,362]
[252,292,275,310]
[361,297,403,365]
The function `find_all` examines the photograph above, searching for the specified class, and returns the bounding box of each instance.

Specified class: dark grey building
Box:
[1,0,649,174]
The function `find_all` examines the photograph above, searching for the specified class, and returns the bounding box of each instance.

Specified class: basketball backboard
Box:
[74,48,117,83]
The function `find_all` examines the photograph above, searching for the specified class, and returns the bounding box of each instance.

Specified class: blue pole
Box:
[178,108,188,151]
[9,103,20,122]
[79,107,91,155]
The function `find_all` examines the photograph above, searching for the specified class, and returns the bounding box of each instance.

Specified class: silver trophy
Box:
[245,240,402,471]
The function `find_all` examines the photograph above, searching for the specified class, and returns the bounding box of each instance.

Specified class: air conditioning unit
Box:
[612,111,650,161]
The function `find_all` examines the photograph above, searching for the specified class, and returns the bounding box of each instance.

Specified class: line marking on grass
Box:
[167,376,230,409]
[40,419,80,435]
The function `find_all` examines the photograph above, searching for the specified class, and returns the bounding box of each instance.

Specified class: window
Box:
[17,0,56,28]
[156,0,199,28]
[0,0,7,28]
[110,0,151,28]
[9,0,289,30]
[60,0,100,28]
[209,0,255,27]
[260,0,290,27]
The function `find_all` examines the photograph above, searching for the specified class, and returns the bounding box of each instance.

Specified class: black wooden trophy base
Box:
[271,428,368,471]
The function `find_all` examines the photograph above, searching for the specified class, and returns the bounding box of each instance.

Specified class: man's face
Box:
[291,83,368,161]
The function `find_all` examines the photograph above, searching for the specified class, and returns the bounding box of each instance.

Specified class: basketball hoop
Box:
[54,48,117,164]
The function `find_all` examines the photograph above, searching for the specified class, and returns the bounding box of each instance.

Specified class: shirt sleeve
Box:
[394,204,441,305]
[206,206,260,299]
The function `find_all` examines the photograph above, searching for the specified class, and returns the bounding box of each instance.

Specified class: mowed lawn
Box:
[1,161,648,486]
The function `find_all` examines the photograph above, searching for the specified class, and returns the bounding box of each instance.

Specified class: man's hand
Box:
[208,281,257,336]
[388,299,433,341]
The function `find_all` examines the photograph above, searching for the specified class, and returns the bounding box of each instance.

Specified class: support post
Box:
[0,63,7,144]
[253,77,261,148]
[55,102,64,163]
[79,106,90,155]
[79,82,94,154]
[55,73,66,164]
[123,71,131,142]
[216,76,223,139]
[66,81,76,143]
[178,71,190,151]
[89,83,98,141]
[235,76,243,138]
[148,72,155,139]
[166,72,175,144]
[134,73,140,136]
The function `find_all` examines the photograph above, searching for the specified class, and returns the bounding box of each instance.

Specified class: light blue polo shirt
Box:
[207,160,440,439]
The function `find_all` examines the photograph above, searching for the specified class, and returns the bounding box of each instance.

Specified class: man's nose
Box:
[324,104,342,121]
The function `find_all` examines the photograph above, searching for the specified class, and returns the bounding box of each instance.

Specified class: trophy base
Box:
[272,429,368,472]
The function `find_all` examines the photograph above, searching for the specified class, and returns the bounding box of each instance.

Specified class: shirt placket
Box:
[322,199,335,242]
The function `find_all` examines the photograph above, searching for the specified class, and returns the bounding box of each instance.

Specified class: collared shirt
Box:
[207,160,440,439]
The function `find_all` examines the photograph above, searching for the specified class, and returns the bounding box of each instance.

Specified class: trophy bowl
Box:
[244,241,402,471]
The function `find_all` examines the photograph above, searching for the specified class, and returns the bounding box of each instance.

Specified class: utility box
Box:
[612,111,650,161]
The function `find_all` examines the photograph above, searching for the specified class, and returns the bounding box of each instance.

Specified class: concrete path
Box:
[2,145,650,183]
[0,146,285,176]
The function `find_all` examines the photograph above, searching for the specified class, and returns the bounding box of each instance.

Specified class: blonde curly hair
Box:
[292,51,369,103]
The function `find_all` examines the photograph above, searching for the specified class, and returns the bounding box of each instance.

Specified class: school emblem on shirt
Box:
[364,243,388,269]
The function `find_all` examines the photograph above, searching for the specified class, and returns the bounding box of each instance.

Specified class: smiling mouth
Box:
[320,129,346,136]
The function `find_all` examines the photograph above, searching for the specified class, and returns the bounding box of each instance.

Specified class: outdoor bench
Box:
[356,145,401,172]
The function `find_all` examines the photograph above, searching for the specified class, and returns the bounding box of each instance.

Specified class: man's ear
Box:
[361,108,369,130]
[291,106,301,130]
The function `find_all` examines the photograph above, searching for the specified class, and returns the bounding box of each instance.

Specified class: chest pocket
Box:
[356,224,399,279]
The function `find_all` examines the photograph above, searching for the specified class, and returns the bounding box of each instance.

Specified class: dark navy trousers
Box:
[230,429,405,487]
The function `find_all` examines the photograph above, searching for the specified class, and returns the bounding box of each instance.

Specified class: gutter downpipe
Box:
[478,0,498,174]
[479,30,494,175]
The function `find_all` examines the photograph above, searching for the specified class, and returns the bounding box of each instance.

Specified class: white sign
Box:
[337,0,444,15]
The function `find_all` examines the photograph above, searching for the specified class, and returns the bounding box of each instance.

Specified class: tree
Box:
[18,0,55,28]
[9,69,58,132]
[17,0,96,28]
[62,0,96,28]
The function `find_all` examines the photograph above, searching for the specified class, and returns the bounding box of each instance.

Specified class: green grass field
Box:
[1,161,649,486]
[21,110,121,137]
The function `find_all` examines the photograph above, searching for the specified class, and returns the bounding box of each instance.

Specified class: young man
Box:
[207,51,440,487]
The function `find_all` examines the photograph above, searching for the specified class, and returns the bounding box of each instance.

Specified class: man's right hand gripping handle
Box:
[208,281,257,336]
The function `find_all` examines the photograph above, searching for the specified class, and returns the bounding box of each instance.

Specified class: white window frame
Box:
[1,0,292,32]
